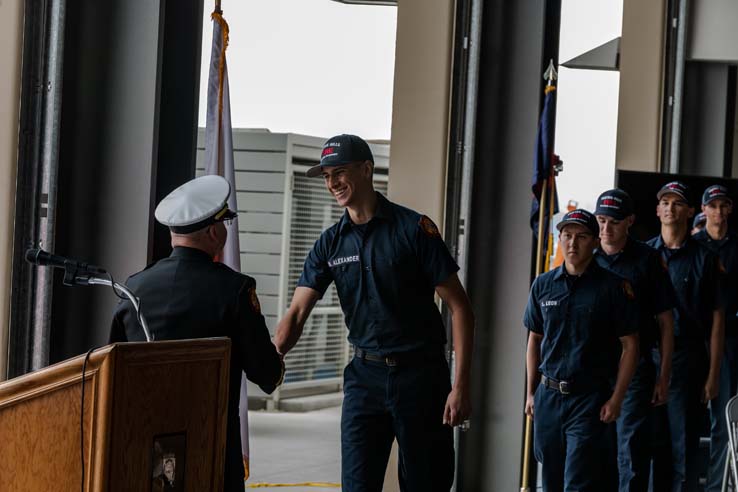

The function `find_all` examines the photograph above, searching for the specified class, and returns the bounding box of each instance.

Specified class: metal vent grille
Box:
[283,168,388,384]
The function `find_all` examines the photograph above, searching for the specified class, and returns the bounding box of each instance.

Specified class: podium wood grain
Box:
[0,338,231,492]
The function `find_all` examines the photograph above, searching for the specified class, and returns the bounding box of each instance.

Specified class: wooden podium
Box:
[0,338,231,492]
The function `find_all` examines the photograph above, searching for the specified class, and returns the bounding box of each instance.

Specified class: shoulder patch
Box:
[247,287,261,314]
[622,280,636,301]
[419,215,441,238]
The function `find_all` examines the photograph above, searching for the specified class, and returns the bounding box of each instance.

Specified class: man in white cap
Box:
[109,175,284,492]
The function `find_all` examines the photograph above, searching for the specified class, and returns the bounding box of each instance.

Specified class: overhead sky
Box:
[198,0,397,141]
[199,0,623,211]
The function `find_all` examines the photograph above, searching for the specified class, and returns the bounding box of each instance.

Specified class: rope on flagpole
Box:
[211,10,230,176]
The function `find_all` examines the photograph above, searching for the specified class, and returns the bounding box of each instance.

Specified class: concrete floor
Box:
[245,405,342,491]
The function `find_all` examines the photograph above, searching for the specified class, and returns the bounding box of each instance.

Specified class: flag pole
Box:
[522,60,558,492]
[215,0,222,14]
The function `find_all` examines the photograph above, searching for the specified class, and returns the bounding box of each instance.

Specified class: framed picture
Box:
[151,433,186,492]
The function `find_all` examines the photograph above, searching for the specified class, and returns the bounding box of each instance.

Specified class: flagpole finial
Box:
[215,0,222,14]
[543,59,558,85]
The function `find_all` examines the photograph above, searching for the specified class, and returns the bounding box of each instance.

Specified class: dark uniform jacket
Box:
[110,246,282,490]
[594,237,677,357]
[296,192,459,355]
[647,235,723,347]
[694,229,738,333]
[524,260,638,387]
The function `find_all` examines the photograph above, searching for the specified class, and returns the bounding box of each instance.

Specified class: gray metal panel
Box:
[197,129,288,151]
[196,149,287,172]
[239,232,283,255]
[236,192,284,213]
[242,253,281,274]
[258,295,279,318]
[689,0,738,62]
[235,171,285,193]
[239,212,284,234]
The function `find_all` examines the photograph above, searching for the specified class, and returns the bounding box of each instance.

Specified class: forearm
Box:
[450,307,474,390]
[611,336,639,403]
[274,308,304,354]
[657,311,674,379]
[708,309,725,381]
[526,334,542,396]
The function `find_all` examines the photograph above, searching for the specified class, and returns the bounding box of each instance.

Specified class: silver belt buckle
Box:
[385,356,398,367]
[558,381,571,395]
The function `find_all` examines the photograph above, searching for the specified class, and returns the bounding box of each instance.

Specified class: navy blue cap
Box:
[556,209,598,236]
[693,212,706,229]
[702,184,732,205]
[306,134,374,178]
[595,188,634,220]
[657,181,691,204]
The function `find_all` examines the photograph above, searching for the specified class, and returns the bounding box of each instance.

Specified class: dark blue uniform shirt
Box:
[524,261,638,385]
[595,237,677,354]
[647,235,723,342]
[297,192,459,355]
[694,229,738,331]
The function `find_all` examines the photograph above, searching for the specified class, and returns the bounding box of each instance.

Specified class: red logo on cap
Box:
[600,198,620,207]
[322,147,335,158]
[569,212,586,220]
[710,188,722,196]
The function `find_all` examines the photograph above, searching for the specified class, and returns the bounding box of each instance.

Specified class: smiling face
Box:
[321,160,374,208]
[656,193,694,227]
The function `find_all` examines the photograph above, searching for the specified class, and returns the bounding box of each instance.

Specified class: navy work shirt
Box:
[595,237,677,354]
[646,235,723,342]
[524,261,638,385]
[297,192,459,355]
[694,229,738,332]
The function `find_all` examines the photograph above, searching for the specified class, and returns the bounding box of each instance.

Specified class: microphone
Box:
[25,248,107,275]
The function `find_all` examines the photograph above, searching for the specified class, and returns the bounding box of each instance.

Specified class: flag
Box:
[204,9,251,480]
[530,84,560,270]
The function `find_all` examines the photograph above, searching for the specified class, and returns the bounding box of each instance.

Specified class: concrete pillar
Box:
[0,0,24,380]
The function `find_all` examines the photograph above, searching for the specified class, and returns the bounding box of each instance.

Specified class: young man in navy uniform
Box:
[694,184,737,492]
[593,189,676,492]
[274,134,475,491]
[647,181,725,492]
[109,175,284,492]
[525,209,640,492]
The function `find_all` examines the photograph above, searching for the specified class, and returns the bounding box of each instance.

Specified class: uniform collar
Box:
[651,234,691,251]
[695,228,737,245]
[552,259,600,281]
[170,246,213,261]
[338,192,393,235]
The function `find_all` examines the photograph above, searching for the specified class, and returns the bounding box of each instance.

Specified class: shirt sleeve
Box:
[296,233,334,296]
[611,277,639,338]
[523,279,544,334]
[645,250,677,316]
[232,278,284,394]
[414,215,460,287]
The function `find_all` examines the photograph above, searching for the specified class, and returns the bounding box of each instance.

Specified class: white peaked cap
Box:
[155,175,235,232]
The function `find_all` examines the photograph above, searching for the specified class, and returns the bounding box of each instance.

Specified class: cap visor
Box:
[657,190,688,203]
[306,165,323,178]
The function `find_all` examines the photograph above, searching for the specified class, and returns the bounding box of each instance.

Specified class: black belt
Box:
[541,375,573,395]
[353,347,442,367]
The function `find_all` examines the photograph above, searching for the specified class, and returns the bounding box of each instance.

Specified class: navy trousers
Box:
[706,332,738,492]
[341,355,454,492]
[533,382,612,492]
[616,358,656,492]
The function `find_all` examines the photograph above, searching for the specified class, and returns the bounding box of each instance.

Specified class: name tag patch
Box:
[541,300,559,307]
[328,255,360,268]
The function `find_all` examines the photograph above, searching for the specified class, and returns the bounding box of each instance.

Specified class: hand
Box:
[443,387,471,427]
[525,394,535,418]
[651,374,669,406]
[600,398,622,423]
[703,375,719,403]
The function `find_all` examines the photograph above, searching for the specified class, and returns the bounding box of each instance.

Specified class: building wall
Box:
[0,0,24,380]
[615,0,666,172]
[388,0,455,226]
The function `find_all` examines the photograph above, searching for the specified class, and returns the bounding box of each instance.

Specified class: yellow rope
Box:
[246,482,341,488]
